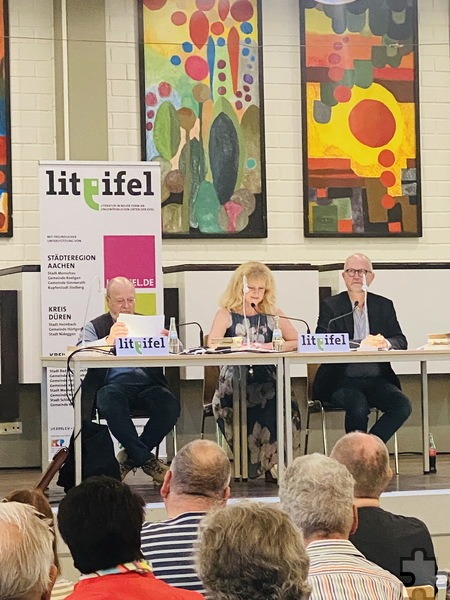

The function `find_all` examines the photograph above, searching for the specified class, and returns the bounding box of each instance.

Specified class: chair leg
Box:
[394,432,399,475]
[173,425,178,455]
[376,410,399,474]
[321,406,328,455]
[304,405,312,454]
[201,411,206,440]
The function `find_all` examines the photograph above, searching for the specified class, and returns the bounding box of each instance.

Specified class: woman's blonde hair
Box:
[220,262,277,313]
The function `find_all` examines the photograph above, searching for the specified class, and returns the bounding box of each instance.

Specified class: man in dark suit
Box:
[313,253,411,442]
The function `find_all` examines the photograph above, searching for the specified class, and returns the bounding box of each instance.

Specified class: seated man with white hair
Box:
[0,501,57,600]
[279,453,408,600]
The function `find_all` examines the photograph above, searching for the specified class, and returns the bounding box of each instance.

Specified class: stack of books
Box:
[423,333,450,350]
[209,336,243,349]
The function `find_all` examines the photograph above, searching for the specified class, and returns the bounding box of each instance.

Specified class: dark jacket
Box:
[80,312,169,420]
[313,292,407,403]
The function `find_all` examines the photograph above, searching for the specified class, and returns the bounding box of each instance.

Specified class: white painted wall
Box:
[0,0,449,269]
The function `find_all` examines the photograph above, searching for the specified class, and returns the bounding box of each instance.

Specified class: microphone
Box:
[250,303,311,334]
[177,321,204,347]
[81,276,103,347]
[242,275,250,344]
[362,272,369,292]
[326,301,359,333]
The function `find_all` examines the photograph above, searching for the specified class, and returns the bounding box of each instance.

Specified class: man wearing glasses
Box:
[314,254,411,443]
[78,276,180,483]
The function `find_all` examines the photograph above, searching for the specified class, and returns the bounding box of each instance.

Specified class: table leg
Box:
[41,367,50,470]
[284,357,293,467]
[74,361,83,485]
[421,360,430,474]
[276,357,285,481]
[240,366,248,481]
[232,366,241,481]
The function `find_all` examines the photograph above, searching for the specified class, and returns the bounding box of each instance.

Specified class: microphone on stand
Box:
[80,276,103,347]
[177,321,205,347]
[361,273,370,334]
[326,301,359,333]
[242,275,250,345]
[250,303,311,334]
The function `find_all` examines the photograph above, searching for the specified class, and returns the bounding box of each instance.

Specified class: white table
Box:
[41,351,285,485]
[284,349,450,474]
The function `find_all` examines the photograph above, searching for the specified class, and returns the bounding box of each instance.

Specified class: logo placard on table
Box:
[298,333,350,353]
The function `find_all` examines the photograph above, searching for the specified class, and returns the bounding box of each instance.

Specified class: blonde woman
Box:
[208,261,301,480]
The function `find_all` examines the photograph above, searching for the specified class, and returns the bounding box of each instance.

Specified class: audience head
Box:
[279,453,356,542]
[162,439,231,508]
[5,488,61,573]
[220,261,277,313]
[330,432,392,498]
[57,476,145,574]
[0,501,56,600]
[195,501,311,600]
[106,276,136,319]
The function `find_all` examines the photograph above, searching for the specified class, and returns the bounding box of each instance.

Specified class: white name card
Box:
[298,333,350,353]
[115,336,169,356]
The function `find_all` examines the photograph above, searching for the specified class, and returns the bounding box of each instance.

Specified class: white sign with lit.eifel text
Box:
[298,333,350,352]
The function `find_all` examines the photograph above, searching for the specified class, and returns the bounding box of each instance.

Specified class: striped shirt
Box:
[307,539,409,600]
[140,512,206,594]
[51,576,74,599]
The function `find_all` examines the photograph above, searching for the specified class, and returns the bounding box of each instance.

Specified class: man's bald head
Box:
[343,253,373,272]
[170,440,231,500]
[331,432,392,498]
[106,277,135,319]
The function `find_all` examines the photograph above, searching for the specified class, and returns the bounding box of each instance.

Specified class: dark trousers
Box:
[96,383,180,466]
[329,377,412,443]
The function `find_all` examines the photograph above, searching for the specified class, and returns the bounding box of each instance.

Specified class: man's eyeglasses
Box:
[344,268,371,277]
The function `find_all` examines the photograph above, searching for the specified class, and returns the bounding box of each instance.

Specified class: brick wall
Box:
[1,0,449,269]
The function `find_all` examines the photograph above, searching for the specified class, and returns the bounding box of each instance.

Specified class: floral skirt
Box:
[212,364,301,479]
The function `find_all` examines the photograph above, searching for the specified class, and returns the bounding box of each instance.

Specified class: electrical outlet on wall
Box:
[0,422,23,435]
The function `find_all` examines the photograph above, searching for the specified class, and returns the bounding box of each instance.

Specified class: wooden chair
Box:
[405,585,435,598]
[305,364,399,474]
[35,447,69,492]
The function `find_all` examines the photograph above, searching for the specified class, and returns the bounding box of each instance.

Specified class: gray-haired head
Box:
[343,253,373,272]
[279,453,355,540]
[0,501,55,600]
[330,432,392,498]
[195,501,311,600]
[170,439,231,499]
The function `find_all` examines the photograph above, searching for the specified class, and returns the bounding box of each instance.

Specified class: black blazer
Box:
[313,291,407,403]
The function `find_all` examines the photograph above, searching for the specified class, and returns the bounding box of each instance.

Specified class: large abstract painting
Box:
[139,0,267,238]
[301,0,421,237]
[0,0,11,237]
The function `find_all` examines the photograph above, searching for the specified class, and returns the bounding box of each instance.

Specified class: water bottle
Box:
[429,432,437,473]
[168,317,180,354]
[272,316,284,352]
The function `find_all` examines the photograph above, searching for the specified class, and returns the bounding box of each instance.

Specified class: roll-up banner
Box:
[39,162,162,460]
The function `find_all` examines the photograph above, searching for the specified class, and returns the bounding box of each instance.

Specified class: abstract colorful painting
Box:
[0,0,11,237]
[139,0,267,238]
[300,0,421,237]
